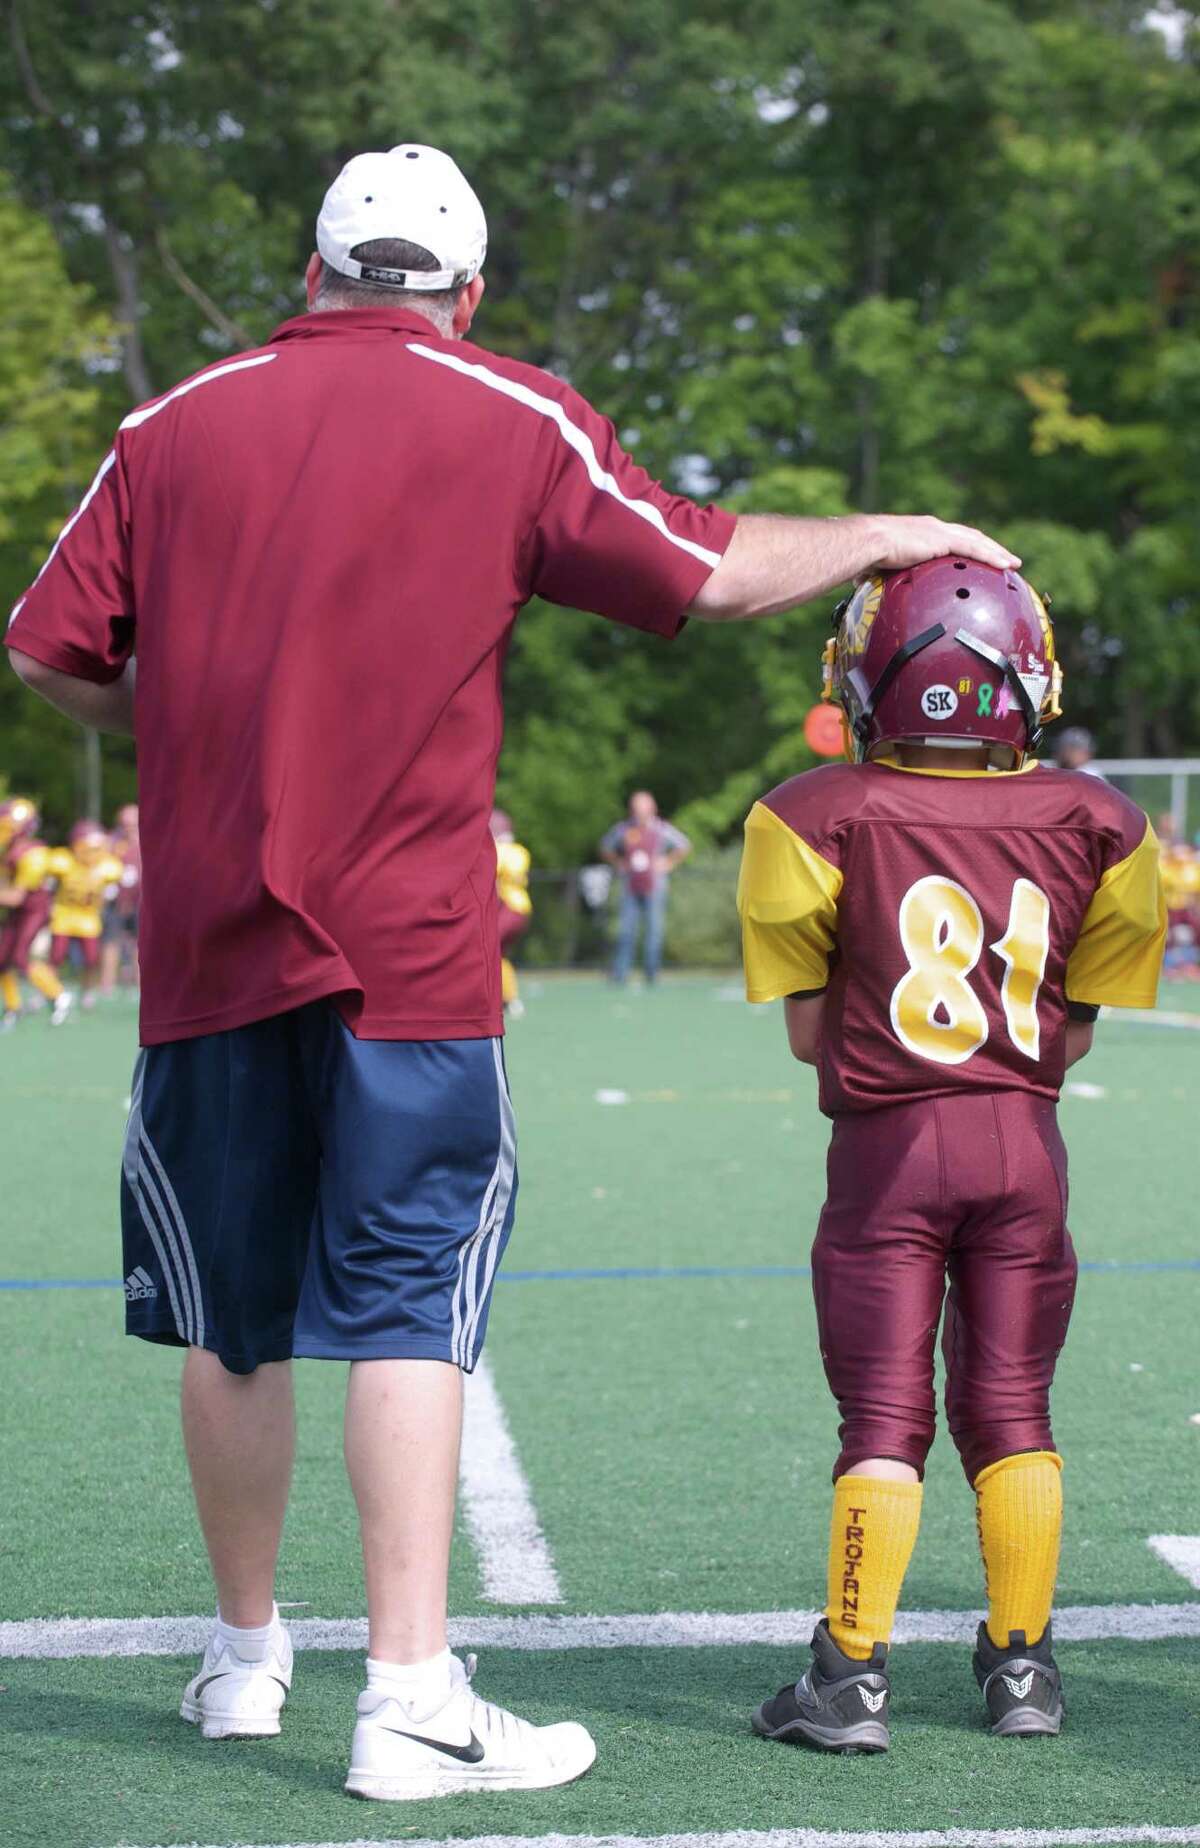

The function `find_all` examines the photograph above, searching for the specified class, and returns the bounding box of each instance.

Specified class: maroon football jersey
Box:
[739,761,1165,1115]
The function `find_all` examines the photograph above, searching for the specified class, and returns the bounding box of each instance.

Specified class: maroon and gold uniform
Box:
[738,757,1165,1481]
[0,836,55,971]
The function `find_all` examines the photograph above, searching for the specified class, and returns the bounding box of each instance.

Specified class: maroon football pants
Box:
[812,1091,1077,1485]
[0,895,50,972]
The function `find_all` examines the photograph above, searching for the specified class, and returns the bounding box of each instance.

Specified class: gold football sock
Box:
[1,970,20,1012]
[825,1474,923,1659]
[27,961,63,1003]
[975,1450,1063,1648]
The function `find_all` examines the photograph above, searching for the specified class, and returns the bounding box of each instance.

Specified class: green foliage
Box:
[2,0,1198,843]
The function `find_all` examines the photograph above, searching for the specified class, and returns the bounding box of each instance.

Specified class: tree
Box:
[2,0,1197,857]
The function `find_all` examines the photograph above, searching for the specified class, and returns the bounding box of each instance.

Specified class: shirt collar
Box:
[268,307,446,344]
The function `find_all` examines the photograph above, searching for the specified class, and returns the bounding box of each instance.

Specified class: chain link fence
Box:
[521,849,743,971]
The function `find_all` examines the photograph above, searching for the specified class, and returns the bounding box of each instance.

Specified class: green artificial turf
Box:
[0,980,1197,1844]
[1,1643,1198,1848]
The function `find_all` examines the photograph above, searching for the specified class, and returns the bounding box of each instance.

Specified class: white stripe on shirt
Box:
[9,352,278,628]
[407,342,723,569]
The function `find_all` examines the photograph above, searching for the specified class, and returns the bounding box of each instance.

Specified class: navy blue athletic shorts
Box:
[120,1001,517,1374]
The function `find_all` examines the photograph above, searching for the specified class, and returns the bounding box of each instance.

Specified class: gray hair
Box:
[313,238,465,333]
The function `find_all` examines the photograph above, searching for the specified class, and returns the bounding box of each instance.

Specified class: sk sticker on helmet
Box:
[920,685,958,720]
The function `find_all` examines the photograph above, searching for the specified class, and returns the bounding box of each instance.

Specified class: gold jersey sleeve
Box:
[13,844,51,892]
[1065,819,1166,1008]
[737,800,842,1003]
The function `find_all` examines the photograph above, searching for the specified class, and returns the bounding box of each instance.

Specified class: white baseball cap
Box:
[316,144,487,291]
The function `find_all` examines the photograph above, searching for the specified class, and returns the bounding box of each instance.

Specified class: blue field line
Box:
[1,1256,1198,1294]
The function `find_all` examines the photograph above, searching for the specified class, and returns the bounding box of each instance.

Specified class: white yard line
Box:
[1149,1535,1200,1590]
[6,1600,1199,1660]
[458,1354,563,1605]
[119,1826,1200,1848]
[1102,1006,1200,1031]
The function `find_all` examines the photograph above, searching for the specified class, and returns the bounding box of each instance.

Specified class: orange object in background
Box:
[805,701,848,759]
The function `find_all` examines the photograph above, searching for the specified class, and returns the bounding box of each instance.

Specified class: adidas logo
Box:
[1002,1669,1036,1701]
[124,1266,157,1302]
[858,1686,886,1713]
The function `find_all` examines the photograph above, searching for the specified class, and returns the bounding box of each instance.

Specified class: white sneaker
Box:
[51,991,74,1026]
[180,1615,293,1740]
[345,1653,596,1800]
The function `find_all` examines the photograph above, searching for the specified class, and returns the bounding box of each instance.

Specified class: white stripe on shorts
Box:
[134,1141,197,1345]
[138,1129,206,1349]
[451,1039,516,1368]
[460,1041,517,1366]
[122,1058,189,1341]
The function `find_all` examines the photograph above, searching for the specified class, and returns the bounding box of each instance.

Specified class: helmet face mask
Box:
[822,559,1062,767]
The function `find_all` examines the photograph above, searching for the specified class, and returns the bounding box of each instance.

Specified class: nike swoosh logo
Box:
[380,1725,485,1764]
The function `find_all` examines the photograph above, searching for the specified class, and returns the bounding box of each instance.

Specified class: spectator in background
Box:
[1055,726,1106,778]
[600,791,691,986]
[100,803,141,998]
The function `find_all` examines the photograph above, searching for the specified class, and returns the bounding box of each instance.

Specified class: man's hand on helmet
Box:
[866,516,1020,574]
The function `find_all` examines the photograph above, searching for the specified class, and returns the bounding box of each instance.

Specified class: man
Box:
[99,803,141,997]
[1055,724,1105,776]
[737,560,1165,1753]
[0,797,71,1026]
[600,790,690,984]
[7,140,1018,1800]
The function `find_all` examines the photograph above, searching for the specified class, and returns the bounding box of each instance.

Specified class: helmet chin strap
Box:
[854,623,945,754]
[954,628,1043,751]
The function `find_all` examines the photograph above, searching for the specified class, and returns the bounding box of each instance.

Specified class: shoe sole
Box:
[990,1706,1063,1738]
[345,1738,597,1801]
[752,1705,889,1755]
[180,1697,282,1741]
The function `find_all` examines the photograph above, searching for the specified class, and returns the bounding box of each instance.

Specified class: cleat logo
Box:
[1002,1670,1036,1700]
[858,1686,886,1713]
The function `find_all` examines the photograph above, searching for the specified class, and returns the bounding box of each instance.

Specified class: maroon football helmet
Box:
[822,558,1062,765]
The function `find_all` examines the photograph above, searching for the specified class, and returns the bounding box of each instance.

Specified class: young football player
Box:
[48,821,124,1010]
[0,797,71,1026]
[491,808,532,1017]
[737,558,1165,1752]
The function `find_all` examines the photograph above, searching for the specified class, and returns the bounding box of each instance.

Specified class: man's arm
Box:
[9,650,136,737]
[659,823,692,874]
[688,512,1020,623]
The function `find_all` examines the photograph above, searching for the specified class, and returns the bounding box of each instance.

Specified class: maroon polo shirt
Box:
[7,309,735,1043]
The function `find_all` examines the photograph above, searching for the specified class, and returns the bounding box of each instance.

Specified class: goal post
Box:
[1088,759,1200,841]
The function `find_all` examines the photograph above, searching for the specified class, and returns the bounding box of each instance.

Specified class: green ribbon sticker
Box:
[977,684,995,718]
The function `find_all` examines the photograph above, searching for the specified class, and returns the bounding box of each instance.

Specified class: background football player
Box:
[491,808,532,1018]
[0,796,71,1026]
[47,821,124,1010]
[737,560,1166,1752]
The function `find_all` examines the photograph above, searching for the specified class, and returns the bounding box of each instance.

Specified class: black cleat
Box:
[752,1619,890,1754]
[973,1621,1064,1737]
